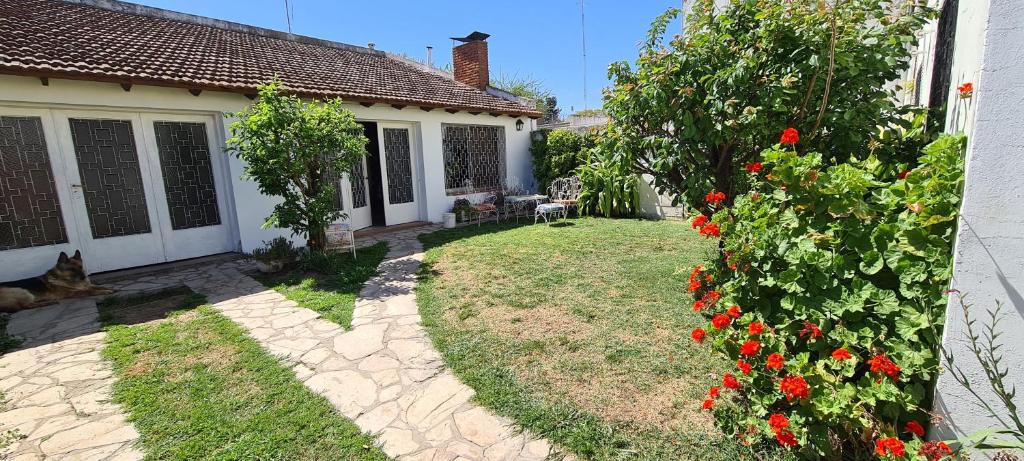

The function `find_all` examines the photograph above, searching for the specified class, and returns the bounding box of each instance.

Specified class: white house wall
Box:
[0,75,535,273]
[929,0,1024,453]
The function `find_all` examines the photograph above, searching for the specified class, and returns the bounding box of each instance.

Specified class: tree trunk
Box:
[307,226,326,252]
[708,145,734,215]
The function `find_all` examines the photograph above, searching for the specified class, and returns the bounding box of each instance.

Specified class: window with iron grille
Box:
[441,124,506,195]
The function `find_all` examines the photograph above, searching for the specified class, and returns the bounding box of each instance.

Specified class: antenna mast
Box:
[284,0,294,33]
[580,0,588,110]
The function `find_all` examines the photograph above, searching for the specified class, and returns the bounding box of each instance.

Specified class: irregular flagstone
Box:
[0,300,141,460]
[96,223,566,460]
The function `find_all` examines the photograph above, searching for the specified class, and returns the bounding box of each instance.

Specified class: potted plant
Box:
[250,237,298,273]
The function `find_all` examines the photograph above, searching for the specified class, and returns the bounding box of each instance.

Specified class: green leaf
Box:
[859,250,884,275]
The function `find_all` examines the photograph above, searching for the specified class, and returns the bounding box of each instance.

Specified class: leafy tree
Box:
[227,80,368,251]
[490,72,558,121]
[604,0,934,212]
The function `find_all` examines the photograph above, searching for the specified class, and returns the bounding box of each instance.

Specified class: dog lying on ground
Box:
[0,250,114,313]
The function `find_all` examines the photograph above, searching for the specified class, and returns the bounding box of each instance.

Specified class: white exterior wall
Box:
[930,0,1024,452]
[0,75,534,274]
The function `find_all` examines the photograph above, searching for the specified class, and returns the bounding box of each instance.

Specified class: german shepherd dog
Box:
[0,250,114,313]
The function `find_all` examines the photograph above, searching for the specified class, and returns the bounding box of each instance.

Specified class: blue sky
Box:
[131,1,682,115]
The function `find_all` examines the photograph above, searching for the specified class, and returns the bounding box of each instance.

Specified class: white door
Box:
[342,155,373,230]
[51,110,169,273]
[377,123,419,225]
[139,114,235,261]
[0,107,86,280]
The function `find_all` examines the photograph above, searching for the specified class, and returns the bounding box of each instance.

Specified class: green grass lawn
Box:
[416,218,759,460]
[101,291,389,461]
[254,242,388,329]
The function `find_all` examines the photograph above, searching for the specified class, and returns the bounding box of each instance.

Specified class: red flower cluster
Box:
[799,321,822,340]
[692,300,706,311]
[706,190,727,206]
[904,420,925,437]
[726,305,741,319]
[766,353,785,370]
[958,82,974,98]
[869,354,902,382]
[739,340,761,356]
[723,373,740,390]
[699,222,721,238]
[875,437,906,458]
[779,375,809,401]
[831,348,852,361]
[702,398,714,410]
[897,169,912,180]
[918,441,953,461]
[691,214,709,229]
[745,162,763,173]
[737,359,752,375]
[688,265,712,293]
[712,314,732,330]
[691,328,706,343]
[768,413,798,446]
[748,321,765,336]
[780,128,800,145]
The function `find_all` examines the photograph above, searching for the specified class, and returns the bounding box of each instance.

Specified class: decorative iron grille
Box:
[350,160,368,209]
[382,128,414,204]
[152,122,221,230]
[69,118,152,238]
[441,124,506,195]
[0,116,69,250]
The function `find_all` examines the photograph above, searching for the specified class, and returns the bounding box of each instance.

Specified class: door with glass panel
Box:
[377,123,419,225]
[0,107,82,280]
[139,114,234,262]
[51,110,167,273]
[343,155,373,230]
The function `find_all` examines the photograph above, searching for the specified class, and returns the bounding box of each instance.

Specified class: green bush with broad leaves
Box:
[689,134,965,460]
[577,130,641,218]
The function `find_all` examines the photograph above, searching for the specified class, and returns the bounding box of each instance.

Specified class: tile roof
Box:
[0,0,541,117]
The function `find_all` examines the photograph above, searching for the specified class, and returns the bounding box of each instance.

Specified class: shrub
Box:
[530,129,594,194]
[250,237,298,264]
[577,131,641,218]
[690,134,965,459]
[604,0,934,211]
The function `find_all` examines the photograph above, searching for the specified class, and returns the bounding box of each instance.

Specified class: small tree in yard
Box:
[604,0,933,213]
[227,80,368,251]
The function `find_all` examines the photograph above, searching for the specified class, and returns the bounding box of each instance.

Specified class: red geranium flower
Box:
[775,430,799,447]
[692,214,709,229]
[688,279,702,293]
[745,162,763,173]
[918,441,953,461]
[799,321,822,340]
[768,413,789,433]
[712,314,731,330]
[876,437,906,458]
[897,169,912,180]
[831,348,852,361]
[705,190,727,206]
[869,354,902,382]
[780,128,800,145]
[766,353,785,370]
[904,420,925,437]
[736,359,752,375]
[748,321,765,336]
[702,398,714,410]
[705,291,721,303]
[779,375,809,401]
[722,373,740,390]
[691,328,707,342]
[739,339,761,356]
[958,82,974,98]
[726,305,741,319]
[699,222,721,238]
[692,300,705,311]
[709,386,720,398]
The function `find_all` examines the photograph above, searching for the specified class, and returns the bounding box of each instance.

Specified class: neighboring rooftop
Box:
[0,0,541,117]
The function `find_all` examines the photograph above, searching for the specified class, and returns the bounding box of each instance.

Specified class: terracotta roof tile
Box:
[0,0,541,117]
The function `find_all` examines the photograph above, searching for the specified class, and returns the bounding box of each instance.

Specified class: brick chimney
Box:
[451,31,490,90]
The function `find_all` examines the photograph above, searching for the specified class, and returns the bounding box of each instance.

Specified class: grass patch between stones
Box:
[101,290,388,460]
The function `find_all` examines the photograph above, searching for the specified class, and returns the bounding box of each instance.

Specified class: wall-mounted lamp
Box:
[515,119,524,131]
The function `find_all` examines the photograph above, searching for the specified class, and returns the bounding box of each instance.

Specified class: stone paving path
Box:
[105,224,563,460]
[0,299,142,461]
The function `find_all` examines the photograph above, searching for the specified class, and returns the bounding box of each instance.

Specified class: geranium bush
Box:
[689,133,965,459]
